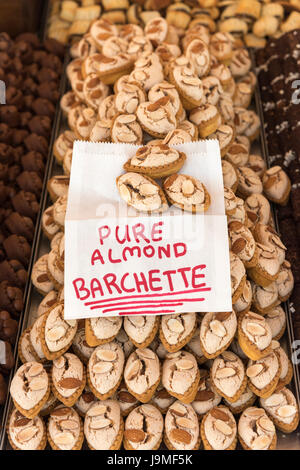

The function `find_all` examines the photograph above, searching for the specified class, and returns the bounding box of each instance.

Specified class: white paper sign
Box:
[65,141,232,319]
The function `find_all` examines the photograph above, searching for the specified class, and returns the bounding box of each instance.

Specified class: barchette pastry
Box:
[262,166,291,206]
[222,160,239,193]
[89,18,119,50]
[271,341,293,391]
[162,350,200,404]
[47,175,69,202]
[224,387,256,415]
[237,167,263,198]
[51,353,86,407]
[246,154,266,179]
[98,95,118,122]
[127,36,153,62]
[233,280,252,316]
[210,62,232,89]
[237,311,272,361]
[136,97,177,138]
[75,386,97,418]
[252,224,286,265]
[124,144,186,179]
[10,362,50,419]
[115,381,139,417]
[117,172,168,214]
[39,392,58,417]
[230,251,246,303]
[115,82,146,115]
[210,351,247,403]
[228,221,258,268]
[202,76,223,106]
[185,39,211,77]
[251,282,279,315]
[159,313,197,353]
[225,139,249,168]
[260,388,299,434]
[111,114,143,145]
[190,104,221,138]
[276,261,294,303]
[53,130,75,166]
[82,73,109,110]
[210,32,233,64]
[163,129,192,146]
[228,197,248,225]
[84,400,123,450]
[87,342,124,401]
[200,406,237,451]
[52,196,67,231]
[151,385,175,414]
[145,17,170,47]
[42,206,60,240]
[234,108,260,141]
[169,56,204,110]
[185,321,206,365]
[73,107,97,141]
[224,186,238,216]
[47,406,84,451]
[178,120,198,140]
[41,303,78,361]
[200,311,237,359]
[60,91,81,116]
[164,401,200,450]
[244,194,271,229]
[47,248,64,289]
[238,407,277,450]
[85,317,122,347]
[265,306,286,341]
[124,315,160,349]
[247,243,280,288]
[163,174,211,213]
[29,315,47,363]
[246,350,281,399]
[18,328,37,364]
[192,370,222,420]
[124,404,163,450]
[129,52,164,92]
[233,82,252,109]
[124,348,160,403]
[7,408,46,451]
[148,81,182,119]
[31,254,54,296]
[218,94,235,124]
[72,328,95,365]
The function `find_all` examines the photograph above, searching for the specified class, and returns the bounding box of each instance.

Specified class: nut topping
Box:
[55,432,74,446]
[17,426,38,443]
[215,367,236,379]
[214,419,232,436]
[277,405,296,418]
[30,377,48,391]
[170,428,192,445]
[168,318,184,333]
[58,377,82,389]
[61,420,79,430]
[96,350,117,362]
[176,417,195,429]
[125,429,146,443]
[171,402,187,417]
[246,322,266,336]
[252,435,271,450]
[90,418,111,429]
[176,359,194,370]
[210,409,230,421]
[27,363,43,377]
[246,364,264,378]
[88,405,106,417]
[47,325,66,341]
[210,319,226,338]
[258,416,275,432]
[93,362,113,374]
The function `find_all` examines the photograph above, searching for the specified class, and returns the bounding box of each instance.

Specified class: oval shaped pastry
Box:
[18,327,37,364]
[169,56,204,110]
[200,311,237,359]
[7,408,46,450]
[84,400,123,450]
[87,341,125,401]
[271,341,293,391]
[192,369,222,420]
[29,315,48,363]
[163,174,210,213]
[115,381,140,417]
[228,221,258,268]
[85,316,122,347]
[260,387,299,434]
[111,114,143,145]
[117,172,168,213]
[265,306,286,341]
[238,311,272,360]
[10,362,50,419]
[124,143,186,179]
[238,407,277,450]
[41,302,78,360]
[159,312,197,353]
[124,404,163,450]
[210,351,247,403]
[230,251,246,303]
[74,386,97,418]
[136,97,177,138]
[48,406,83,450]
[246,350,281,399]
[201,406,237,450]
[162,350,200,404]
[164,401,200,450]
[124,348,160,403]
[72,327,95,365]
[51,353,86,407]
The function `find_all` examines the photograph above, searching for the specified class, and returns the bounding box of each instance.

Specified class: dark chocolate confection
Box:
[24,133,48,156]
[285,249,300,285]
[11,190,39,220]
[22,77,38,96]
[288,161,300,184]
[0,340,15,375]
[0,280,23,316]
[32,49,47,64]
[5,86,24,108]
[28,115,51,138]
[0,373,7,405]
[37,81,60,103]
[12,145,24,164]
[0,143,14,164]
[0,259,27,287]
[31,98,55,118]
[10,56,23,74]
[19,111,33,128]
[291,186,300,222]
[0,32,13,53]
[0,67,5,81]
[0,162,8,181]
[279,218,298,248]
[3,234,31,266]
[0,51,11,69]
[25,62,39,80]
[0,106,20,127]
[41,53,63,74]
[0,123,13,144]
[11,129,29,147]
[4,212,34,241]
[13,41,33,65]
[5,72,23,88]
[0,181,8,204]
[21,151,45,175]
[16,171,42,196]
[37,67,59,83]
[15,33,40,49]
[43,37,65,58]
[7,164,21,182]
[0,310,18,344]
[23,94,35,110]
[277,201,293,220]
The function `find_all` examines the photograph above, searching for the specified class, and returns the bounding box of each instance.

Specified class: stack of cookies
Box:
[5,14,299,451]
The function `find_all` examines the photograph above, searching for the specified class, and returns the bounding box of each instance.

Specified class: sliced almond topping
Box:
[264,176,277,190]
[215,312,231,321]
[90,418,111,429]
[96,350,117,362]
[245,408,264,418]
[139,183,158,197]
[17,426,38,443]
[55,432,74,446]
[215,367,236,379]
[170,428,192,445]
[58,377,82,389]
[166,351,181,359]
[258,416,275,432]
[231,238,246,254]
[176,359,194,370]
[264,394,284,407]
[129,316,145,327]
[30,377,47,391]
[195,390,215,401]
[246,322,266,336]
[53,356,65,369]
[46,325,66,342]
[171,402,187,417]
[61,419,79,430]
[118,391,137,403]
[210,408,230,421]
[176,417,195,429]
[14,417,32,427]
[167,318,184,333]
[119,183,131,203]
[214,419,233,436]
[118,114,136,124]
[124,429,146,443]
[65,319,76,327]
[277,405,296,418]
[271,340,280,350]
[182,76,200,86]
[210,319,226,338]
[126,359,141,380]
[221,351,237,362]
[136,348,155,360]
[181,179,195,196]
[51,407,70,417]
[246,364,264,378]
[252,434,271,450]
[27,363,43,377]
[88,405,107,417]
[93,362,113,374]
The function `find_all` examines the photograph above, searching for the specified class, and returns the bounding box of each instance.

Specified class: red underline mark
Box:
[84,286,211,306]
[89,297,206,311]
[118,310,175,316]
[101,302,184,313]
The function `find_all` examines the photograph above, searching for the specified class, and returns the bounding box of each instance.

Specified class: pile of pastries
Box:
[6,12,299,452]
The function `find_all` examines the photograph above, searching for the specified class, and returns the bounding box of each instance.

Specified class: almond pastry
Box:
[84,399,123,450]
[115,381,140,417]
[72,328,95,365]
[124,404,163,450]
[111,114,143,145]
[124,348,160,403]
[201,405,237,450]
[260,388,299,434]
[262,166,291,206]
[238,407,277,450]
[228,220,258,268]
[233,280,252,316]
[123,315,160,349]
[51,353,86,407]
[210,351,247,403]
[223,386,256,415]
[251,281,280,315]
[230,251,246,303]
[169,56,204,110]
[246,351,281,399]
[159,312,197,353]
[7,408,46,450]
[85,316,122,347]
[238,311,272,361]
[272,341,293,391]
[192,370,222,419]
[47,405,84,450]
[200,311,237,359]
[190,104,222,138]
[265,306,286,341]
[164,401,200,450]
[74,385,97,418]
[136,97,177,138]
[163,174,211,213]
[150,384,176,414]
[247,243,280,288]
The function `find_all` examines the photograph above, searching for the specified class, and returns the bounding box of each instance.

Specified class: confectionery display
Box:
[0,0,299,453]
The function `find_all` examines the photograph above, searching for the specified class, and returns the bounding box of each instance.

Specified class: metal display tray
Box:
[1,52,300,450]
